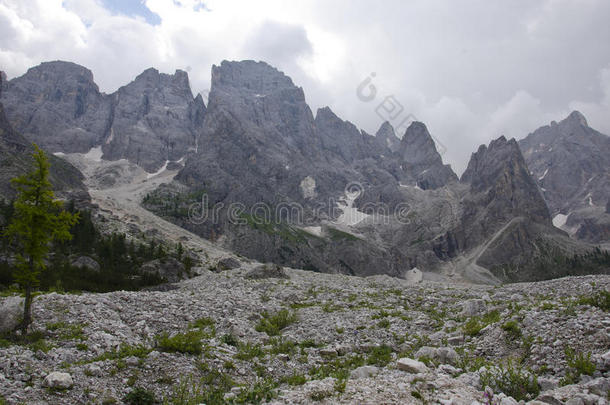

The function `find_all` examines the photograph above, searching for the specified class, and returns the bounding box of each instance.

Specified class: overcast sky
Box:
[1,0,609,174]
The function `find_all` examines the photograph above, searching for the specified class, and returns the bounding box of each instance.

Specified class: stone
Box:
[216,257,242,272]
[84,364,103,377]
[600,350,610,371]
[461,299,486,317]
[43,372,73,389]
[397,358,429,374]
[140,257,186,283]
[245,263,289,280]
[538,377,559,391]
[71,256,100,272]
[350,365,379,379]
[319,348,338,357]
[404,268,423,284]
[584,378,610,397]
[0,296,23,333]
[536,395,563,405]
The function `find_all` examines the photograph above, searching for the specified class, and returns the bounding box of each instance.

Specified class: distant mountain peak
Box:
[211,60,296,94]
[564,110,588,127]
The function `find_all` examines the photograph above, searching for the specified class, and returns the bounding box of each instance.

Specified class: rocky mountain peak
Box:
[399,122,442,165]
[461,136,521,187]
[461,135,550,221]
[211,60,297,95]
[375,121,400,153]
[564,110,588,127]
[396,121,457,189]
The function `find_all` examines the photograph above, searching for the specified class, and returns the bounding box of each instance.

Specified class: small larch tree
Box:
[5,145,79,334]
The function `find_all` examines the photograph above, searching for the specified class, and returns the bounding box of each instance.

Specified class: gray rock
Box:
[397,358,429,374]
[414,346,459,365]
[43,372,73,389]
[461,299,486,317]
[538,377,559,391]
[404,268,423,284]
[350,365,380,379]
[245,263,289,280]
[536,395,565,405]
[140,257,186,283]
[0,296,23,333]
[84,364,103,377]
[584,377,610,397]
[216,257,242,272]
[71,256,100,272]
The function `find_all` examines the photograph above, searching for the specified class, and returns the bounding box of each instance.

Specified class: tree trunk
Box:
[21,284,32,335]
[21,257,35,335]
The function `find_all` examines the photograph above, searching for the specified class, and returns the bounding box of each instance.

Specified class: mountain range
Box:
[1,60,608,283]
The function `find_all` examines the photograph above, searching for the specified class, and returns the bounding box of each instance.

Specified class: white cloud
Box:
[1,0,609,173]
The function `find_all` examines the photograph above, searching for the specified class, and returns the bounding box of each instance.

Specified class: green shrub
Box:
[234,342,265,360]
[280,373,307,386]
[561,347,596,385]
[479,359,539,401]
[157,331,203,355]
[576,290,610,312]
[377,319,391,329]
[501,321,522,340]
[220,333,239,347]
[255,309,297,336]
[367,345,393,367]
[123,387,156,405]
[463,318,483,336]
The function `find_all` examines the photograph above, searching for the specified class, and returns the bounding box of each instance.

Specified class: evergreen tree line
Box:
[1,198,192,292]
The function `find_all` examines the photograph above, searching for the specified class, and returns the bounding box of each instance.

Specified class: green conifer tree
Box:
[5,145,79,333]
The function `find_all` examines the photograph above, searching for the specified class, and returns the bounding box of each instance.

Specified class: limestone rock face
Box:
[398,122,458,190]
[0,71,88,200]
[519,111,610,243]
[442,135,583,282]
[1,61,110,154]
[1,62,204,173]
[102,68,203,172]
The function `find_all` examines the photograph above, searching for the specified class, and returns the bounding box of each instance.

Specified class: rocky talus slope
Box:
[1,269,609,404]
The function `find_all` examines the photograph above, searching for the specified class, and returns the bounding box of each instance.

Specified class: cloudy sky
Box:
[1,0,609,173]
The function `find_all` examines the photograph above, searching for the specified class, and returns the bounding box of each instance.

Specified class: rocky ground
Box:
[1,266,609,404]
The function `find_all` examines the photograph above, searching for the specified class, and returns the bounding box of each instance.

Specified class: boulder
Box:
[404,267,423,284]
[0,296,23,333]
[350,365,379,379]
[414,346,459,365]
[461,299,486,317]
[216,257,242,272]
[71,256,100,272]
[397,358,429,374]
[245,263,289,280]
[140,257,185,283]
[43,372,73,389]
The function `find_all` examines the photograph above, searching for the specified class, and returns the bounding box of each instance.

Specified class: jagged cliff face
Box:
[0,71,88,201]
[1,62,110,154]
[519,111,610,243]
[1,61,204,172]
[2,60,606,282]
